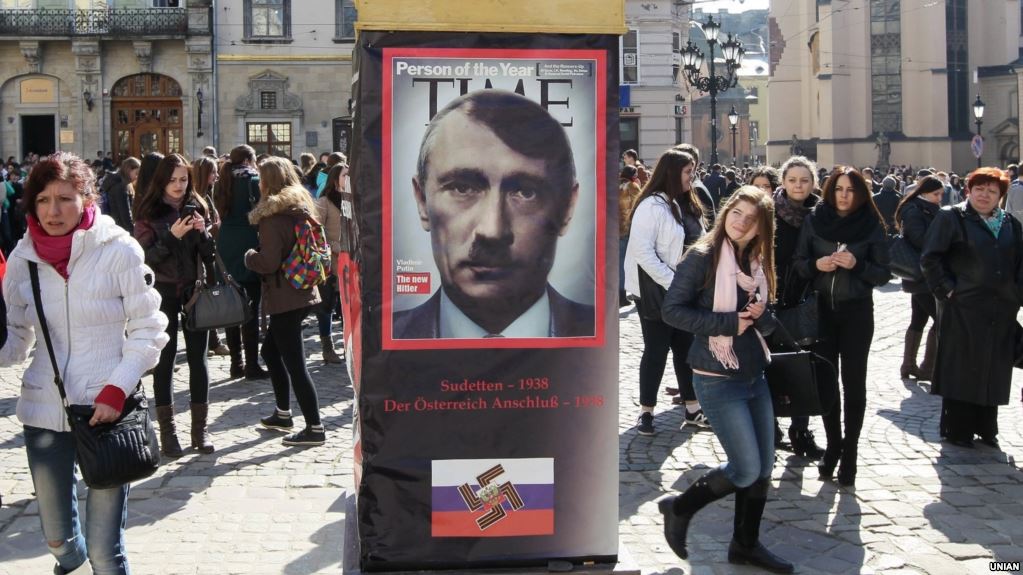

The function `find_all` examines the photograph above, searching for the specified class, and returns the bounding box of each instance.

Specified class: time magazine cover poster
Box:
[352,33,620,571]
[382,48,606,350]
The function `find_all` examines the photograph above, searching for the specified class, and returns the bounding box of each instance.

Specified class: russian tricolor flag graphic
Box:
[431,458,554,537]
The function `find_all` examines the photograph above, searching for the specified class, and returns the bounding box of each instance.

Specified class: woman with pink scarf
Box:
[657,186,793,574]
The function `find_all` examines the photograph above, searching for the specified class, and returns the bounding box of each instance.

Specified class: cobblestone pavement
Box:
[1,285,1022,574]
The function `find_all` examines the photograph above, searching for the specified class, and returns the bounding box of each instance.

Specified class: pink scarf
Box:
[708,239,771,370]
[27,204,97,279]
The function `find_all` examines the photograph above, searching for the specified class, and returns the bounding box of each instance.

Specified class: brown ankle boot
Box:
[190,403,215,454]
[900,329,924,379]
[155,405,184,458]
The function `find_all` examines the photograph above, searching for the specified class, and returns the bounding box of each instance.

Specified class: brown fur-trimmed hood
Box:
[248,185,316,225]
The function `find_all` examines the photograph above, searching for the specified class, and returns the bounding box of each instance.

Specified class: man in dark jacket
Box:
[872,176,902,234]
[703,164,727,207]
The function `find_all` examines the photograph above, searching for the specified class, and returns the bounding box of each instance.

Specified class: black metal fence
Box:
[0,8,196,36]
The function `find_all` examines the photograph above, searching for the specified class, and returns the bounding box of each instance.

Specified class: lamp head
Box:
[728,105,739,126]
[702,15,720,43]
[973,94,985,120]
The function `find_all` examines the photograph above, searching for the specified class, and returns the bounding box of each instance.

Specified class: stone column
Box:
[72,40,101,157]
[186,38,213,156]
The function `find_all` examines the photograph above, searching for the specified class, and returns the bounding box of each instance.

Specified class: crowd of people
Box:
[0,147,347,574]
[620,146,1023,573]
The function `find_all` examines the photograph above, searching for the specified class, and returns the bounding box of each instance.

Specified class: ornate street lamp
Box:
[196,87,205,139]
[728,105,739,163]
[680,15,744,165]
[973,94,985,168]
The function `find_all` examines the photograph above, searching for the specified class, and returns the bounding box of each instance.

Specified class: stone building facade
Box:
[0,1,213,163]
[214,0,356,160]
[767,0,1022,173]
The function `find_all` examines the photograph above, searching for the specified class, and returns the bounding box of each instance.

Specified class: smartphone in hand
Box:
[836,242,848,253]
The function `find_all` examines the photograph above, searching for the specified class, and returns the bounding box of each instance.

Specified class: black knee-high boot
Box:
[657,468,737,560]
[728,478,794,573]
[818,398,843,480]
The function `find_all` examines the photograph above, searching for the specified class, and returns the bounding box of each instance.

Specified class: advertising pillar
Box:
[343,2,624,570]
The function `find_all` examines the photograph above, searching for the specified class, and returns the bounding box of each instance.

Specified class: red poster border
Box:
[382,47,608,351]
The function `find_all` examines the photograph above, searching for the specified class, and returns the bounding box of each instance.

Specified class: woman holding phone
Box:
[793,166,891,487]
[134,154,217,457]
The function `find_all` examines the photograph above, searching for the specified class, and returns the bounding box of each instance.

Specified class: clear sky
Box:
[693,0,769,13]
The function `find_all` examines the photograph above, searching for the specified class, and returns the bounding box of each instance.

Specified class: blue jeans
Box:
[24,426,130,575]
[692,372,775,488]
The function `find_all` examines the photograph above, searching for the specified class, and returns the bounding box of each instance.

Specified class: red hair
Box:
[966,167,1009,197]
[23,152,97,214]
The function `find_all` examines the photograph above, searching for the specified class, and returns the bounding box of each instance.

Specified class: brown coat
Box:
[244,186,322,316]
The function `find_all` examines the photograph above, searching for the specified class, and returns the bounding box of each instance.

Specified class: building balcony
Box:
[0,7,210,38]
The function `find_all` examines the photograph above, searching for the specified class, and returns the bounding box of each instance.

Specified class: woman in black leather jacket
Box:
[920,167,1022,449]
[793,166,891,487]
[893,176,944,380]
[658,187,793,574]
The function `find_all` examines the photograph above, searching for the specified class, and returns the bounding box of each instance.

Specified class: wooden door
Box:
[110,74,184,162]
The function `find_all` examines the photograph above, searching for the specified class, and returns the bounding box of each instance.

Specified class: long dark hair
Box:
[215,145,256,218]
[894,175,944,230]
[135,153,208,222]
[132,152,163,216]
[322,162,347,209]
[630,148,704,228]
[821,165,886,231]
[688,186,777,300]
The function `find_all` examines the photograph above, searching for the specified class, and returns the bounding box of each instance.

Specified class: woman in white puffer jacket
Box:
[0,152,169,575]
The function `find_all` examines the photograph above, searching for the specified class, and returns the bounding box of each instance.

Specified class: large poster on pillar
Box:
[352,31,619,571]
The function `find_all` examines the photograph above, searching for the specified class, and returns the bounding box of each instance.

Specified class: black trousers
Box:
[262,306,321,426]
[638,317,695,408]
[940,399,998,441]
[813,298,874,450]
[225,281,262,367]
[153,282,210,407]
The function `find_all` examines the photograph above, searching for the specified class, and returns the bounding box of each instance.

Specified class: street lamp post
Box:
[973,94,985,169]
[680,15,744,166]
[728,105,739,164]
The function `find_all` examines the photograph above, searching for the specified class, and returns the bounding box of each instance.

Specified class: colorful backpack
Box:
[281,216,331,290]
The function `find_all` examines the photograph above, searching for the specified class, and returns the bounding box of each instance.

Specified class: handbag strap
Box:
[28,262,71,410]
[185,241,240,311]
[769,312,804,352]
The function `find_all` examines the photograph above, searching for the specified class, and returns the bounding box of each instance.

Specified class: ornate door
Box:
[110,74,183,162]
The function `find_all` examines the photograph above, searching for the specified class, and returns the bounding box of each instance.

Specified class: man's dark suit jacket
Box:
[392,284,594,339]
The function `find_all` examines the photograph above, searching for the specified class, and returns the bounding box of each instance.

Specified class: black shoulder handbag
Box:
[765,320,838,418]
[183,244,253,332]
[888,235,923,282]
[775,269,819,347]
[29,262,160,489]
[635,265,666,321]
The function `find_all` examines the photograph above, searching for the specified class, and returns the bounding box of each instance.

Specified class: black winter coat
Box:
[774,194,819,308]
[792,215,891,309]
[872,189,902,233]
[896,197,939,294]
[920,203,1023,406]
[662,248,777,379]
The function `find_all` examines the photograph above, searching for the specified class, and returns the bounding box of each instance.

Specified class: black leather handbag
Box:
[888,235,923,282]
[183,249,253,332]
[765,322,839,418]
[775,271,819,347]
[635,265,666,321]
[30,262,160,489]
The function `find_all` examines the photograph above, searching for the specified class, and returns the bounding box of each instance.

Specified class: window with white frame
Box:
[335,0,357,41]
[621,29,639,85]
[245,0,291,41]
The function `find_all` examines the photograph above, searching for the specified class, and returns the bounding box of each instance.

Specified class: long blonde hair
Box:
[689,185,777,301]
[256,156,318,213]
